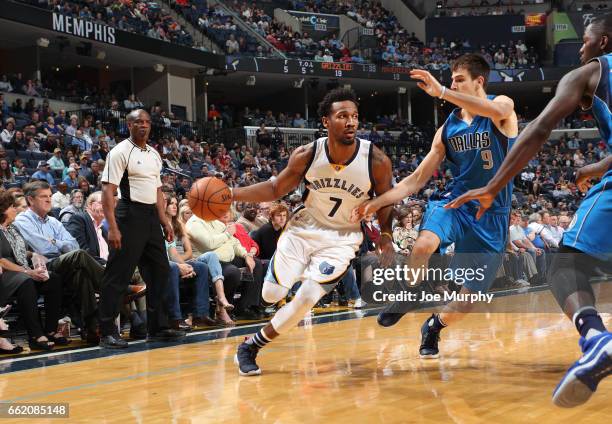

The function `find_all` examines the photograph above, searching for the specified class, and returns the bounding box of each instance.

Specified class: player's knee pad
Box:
[262,281,289,304]
[549,246,594,307]
[270,280,325,334]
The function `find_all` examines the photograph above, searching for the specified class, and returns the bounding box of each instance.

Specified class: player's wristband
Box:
[438,86,446,99]
[381,232,393,241]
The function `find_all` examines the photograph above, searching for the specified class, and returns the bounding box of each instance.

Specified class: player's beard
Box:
[339,132,356,145]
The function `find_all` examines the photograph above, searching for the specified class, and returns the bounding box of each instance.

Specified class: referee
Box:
[98,109,185,348]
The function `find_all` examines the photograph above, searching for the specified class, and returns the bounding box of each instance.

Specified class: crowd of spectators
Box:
[19,0,207,49]
[218,0,542,70]
[18,0,544,70]
[171,0,273,56]
[418,37,540,71]
[0,72,125,107]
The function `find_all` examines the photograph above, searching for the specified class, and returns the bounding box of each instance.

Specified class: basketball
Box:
[188,177,232,221]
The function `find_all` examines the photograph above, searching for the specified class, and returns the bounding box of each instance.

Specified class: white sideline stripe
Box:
[0,310,367,365]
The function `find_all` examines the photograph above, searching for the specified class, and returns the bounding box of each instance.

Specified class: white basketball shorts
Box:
[264,208,363,289]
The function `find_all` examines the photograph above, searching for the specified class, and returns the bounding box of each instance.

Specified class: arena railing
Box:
[242,126,427,157]
[65,108,214,141]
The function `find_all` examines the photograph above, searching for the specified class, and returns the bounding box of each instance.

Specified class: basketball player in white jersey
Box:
[231,88,394,375]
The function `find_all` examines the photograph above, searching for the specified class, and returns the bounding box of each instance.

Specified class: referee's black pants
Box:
[98,201,170,336]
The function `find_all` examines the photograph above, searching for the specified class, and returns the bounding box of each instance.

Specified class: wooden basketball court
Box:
[0,285,610,423]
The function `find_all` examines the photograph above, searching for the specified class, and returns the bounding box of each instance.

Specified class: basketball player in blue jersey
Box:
[353,54,518,357]
[448,14,612,408]
[230,88,395,376]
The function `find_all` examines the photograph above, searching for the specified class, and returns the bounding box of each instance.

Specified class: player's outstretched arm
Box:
[351,127,446,221]
[232,144,313,202]
[576,155,612,192]
[446,62,599,217]
[410,69,515,122]
[370,146,395,265]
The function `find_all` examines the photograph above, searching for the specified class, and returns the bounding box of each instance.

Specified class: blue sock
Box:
[574,307,607,340]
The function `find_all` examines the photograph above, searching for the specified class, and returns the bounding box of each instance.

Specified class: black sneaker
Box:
[377,310,406,327]
[376,287,421,327]
[234,341,261,376]
[419,314,440,359]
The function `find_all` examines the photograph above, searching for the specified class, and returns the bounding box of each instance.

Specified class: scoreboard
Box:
[224,57,565,85]
[226,57,422,82]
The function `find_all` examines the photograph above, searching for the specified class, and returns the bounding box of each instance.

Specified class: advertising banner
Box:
[553,10,609,44]
[287,10,340,36]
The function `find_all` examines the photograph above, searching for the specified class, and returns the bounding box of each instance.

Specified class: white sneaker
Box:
[352,298,367,309]
[516,279,530,287]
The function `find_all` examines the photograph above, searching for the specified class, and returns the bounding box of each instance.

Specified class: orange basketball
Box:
[188,177,232,221]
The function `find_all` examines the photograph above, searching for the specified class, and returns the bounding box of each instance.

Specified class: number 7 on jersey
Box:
[328,197,343,217]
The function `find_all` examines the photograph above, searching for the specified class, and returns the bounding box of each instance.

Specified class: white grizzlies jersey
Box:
[303,137,374,231]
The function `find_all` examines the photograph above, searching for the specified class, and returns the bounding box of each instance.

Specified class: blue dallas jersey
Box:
[440,95,516,212]
[562,52,612,261]
[589,52,612,175]
[419,95,516,292]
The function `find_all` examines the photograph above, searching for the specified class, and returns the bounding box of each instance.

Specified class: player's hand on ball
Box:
[445,186,495,220]
[575,168,592,193]
[350,200,377,223]
[410,69,443,98]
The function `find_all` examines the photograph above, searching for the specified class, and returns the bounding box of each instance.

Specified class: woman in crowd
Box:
[94,121,106,140]
[0,191,67,351]
[62,157,77,178]
[165,148,182,170]
[78,177,91,198]
[1,118,15,145]
[63,165,79,189]
[178,202,191,224]
[59,189,84,223]
[186,207,264,321]
[0,158,15,184]
[98,140,110,161]
[166,195,234,325]
[393,209,418,256]
[43,117,62,137]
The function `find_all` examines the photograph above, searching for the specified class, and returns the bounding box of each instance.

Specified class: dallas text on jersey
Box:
[447,131,491,153]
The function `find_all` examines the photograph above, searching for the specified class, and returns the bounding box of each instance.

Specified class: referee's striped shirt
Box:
[101,138,163,204]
